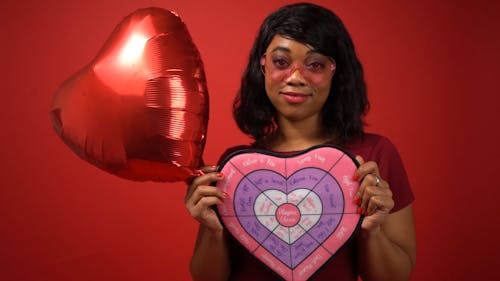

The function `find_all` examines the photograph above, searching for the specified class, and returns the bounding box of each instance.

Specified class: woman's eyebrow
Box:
[270,46,321,55]
[270,46,291,53]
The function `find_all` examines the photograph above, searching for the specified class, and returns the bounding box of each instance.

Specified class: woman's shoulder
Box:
[355,132,392,144]
[343,133,397,157]
[348,133,414,211]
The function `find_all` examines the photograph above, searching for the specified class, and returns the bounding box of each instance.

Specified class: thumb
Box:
[355,155,365,165]
[200,165,218,174]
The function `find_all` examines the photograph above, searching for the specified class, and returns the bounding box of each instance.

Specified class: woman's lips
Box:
[280,92,311,104]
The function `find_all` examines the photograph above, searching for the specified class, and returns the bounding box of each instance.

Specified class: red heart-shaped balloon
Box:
[50,7,208,182]
[216,145,362,281]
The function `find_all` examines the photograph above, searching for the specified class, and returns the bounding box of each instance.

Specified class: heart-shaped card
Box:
[216,145,362,281]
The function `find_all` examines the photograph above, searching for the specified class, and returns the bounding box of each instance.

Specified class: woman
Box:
[185,3,416,280]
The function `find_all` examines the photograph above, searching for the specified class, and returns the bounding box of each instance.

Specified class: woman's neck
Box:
[266,117,333,152]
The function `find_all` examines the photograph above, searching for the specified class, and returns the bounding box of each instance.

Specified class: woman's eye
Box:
[307,61,326,72]
[272,58,290,69]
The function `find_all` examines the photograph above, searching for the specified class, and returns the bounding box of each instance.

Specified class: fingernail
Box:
[217,173,224,178]
[364,210,368,216]
[353,196,361,205]
[352,173,360,181]
[194,169,205,176]
[222,191,229,198]
[357,207,364,214]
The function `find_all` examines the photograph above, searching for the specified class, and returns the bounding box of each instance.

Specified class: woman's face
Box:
[261,35,335,124]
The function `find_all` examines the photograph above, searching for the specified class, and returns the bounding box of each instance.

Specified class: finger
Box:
[354,157,379,184]
[185,165,218,184]
[355,155,364,165]
[359,183,378,211]
[187,185,218,204]
[352,155,364,182]
[187,184,227,207]
[374,174,381,187]
[185,172,224,202]
[364,194,394,216]
[355,174,386,211]
[198,165,218,174]
[353,162,380,204]
[185,186,226,219]
[360,180,392,212]
[356,161,380,180]
[188,196,224,220]
[354,173,378,206]
[363,173,381,189]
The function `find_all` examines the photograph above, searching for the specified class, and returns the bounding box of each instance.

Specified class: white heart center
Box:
[254,188,322,244]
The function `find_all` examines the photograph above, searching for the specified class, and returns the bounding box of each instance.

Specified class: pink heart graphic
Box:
[216,145,361,281]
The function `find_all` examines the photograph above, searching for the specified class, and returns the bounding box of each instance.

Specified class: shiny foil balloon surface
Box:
[50,8,209,182]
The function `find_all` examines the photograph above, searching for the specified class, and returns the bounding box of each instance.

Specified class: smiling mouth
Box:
[280,92,311,104]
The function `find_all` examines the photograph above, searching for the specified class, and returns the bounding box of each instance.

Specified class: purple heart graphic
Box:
[235,168,344,268]
[216,145,361,281]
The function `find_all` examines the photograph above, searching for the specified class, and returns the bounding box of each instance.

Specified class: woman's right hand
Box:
[185,166,227,233]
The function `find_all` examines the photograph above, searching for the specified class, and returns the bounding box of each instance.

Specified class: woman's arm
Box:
[185,167,231,281]
[357,205,416,281]
[354,156,416,281]
[190,225,231,281]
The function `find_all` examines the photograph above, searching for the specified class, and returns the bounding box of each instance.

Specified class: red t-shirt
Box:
[219,133,414,281]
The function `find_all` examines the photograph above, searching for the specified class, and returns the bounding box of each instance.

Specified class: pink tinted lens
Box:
[261,55,335,82]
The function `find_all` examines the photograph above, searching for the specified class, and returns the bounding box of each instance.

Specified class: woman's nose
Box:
[285,65,307,85]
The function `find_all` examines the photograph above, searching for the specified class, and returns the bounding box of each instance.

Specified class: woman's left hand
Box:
[353,156,394,234]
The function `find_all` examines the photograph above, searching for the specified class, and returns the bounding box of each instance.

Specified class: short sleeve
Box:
[344,134,414,213]
[374,137,414,212]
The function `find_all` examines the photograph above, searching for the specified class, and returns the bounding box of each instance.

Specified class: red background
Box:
[1,0,499,280]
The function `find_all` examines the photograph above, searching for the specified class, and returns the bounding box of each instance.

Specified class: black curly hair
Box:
[233,2,369,146]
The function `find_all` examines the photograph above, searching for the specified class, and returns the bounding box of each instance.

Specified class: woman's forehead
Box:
[266,35,316,54]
